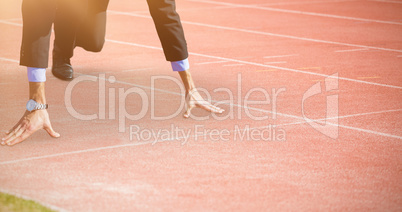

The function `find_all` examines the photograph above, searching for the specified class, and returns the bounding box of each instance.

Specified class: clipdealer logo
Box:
[129,124,286,145]
[302,73,339,139]
[63,72,339,142]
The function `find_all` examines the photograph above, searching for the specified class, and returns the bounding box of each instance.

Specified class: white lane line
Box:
[0,18,22,21]
[264,54,298,59]
[0,188,68,212]
[0,20,22,27]
[189,0,402,26]
[357,76,380,80]
[188,50,402,89]
[0,57,19,63]
[256,0,359,6]
[328,108,402,120]
[335,48,369,53]
[131,5,238,14]
[0,141,154,166]
[121,68,153,72]
[369,0,402,4]
[196,60,229,65]
[107,38,402,89]
[264,61,287,64]
[108,11,402,53]
[223,64,245,66]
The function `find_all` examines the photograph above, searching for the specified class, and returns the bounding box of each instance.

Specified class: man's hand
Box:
[184,88,224,118]
[178,70,224,118]
[1,110,60,146]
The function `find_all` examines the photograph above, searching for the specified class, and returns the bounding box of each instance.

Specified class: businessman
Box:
[1,0,223,146]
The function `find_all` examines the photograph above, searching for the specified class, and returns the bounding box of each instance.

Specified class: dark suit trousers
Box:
[20,0,189,68]
[20,0,86,68]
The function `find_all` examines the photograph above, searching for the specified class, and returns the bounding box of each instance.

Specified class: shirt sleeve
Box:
[27,67,46,82]
[171,58,190,72]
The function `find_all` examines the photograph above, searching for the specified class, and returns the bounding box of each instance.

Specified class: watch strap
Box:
[34,103,48,110]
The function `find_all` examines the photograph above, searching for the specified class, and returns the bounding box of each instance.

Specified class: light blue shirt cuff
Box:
[171,58,190,72]
[27,67,46,82]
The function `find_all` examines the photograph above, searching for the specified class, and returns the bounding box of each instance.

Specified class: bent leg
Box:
[53,0,87,60]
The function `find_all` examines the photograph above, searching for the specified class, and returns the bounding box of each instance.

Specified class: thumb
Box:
[44,125,60,138]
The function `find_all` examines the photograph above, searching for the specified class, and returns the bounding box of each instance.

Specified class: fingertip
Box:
[183,110,191,118]
[44,126,60,138]
[212,107,224,114]
[50,131,60,138]
[6,140,16,146]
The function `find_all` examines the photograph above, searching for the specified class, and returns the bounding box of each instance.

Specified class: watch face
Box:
[26,99,37,111]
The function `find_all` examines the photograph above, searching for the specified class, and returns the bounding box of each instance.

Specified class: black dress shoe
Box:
[52,58,74,81]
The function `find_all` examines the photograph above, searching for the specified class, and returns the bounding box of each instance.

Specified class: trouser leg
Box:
[53,0,87,60]
[146,0,188,62]
[20,0,56,68]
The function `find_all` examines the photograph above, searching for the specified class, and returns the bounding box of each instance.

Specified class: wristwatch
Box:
[26,99,48,112]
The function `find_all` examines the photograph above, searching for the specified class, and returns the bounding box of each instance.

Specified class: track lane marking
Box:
[223,64,245,67]
[195,60,229,65]
[369,0,402,4]
[106,38,402,89]
[189,0,402,26]
[263,54,298,59]
[264,61,287,64]
[357,76,381,79]
[335,48,369,53]
[107,11,402,53]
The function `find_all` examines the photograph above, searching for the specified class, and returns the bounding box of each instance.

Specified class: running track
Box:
[0,0,401,211]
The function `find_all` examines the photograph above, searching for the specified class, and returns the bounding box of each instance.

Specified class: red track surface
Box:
[0,0,401,211]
